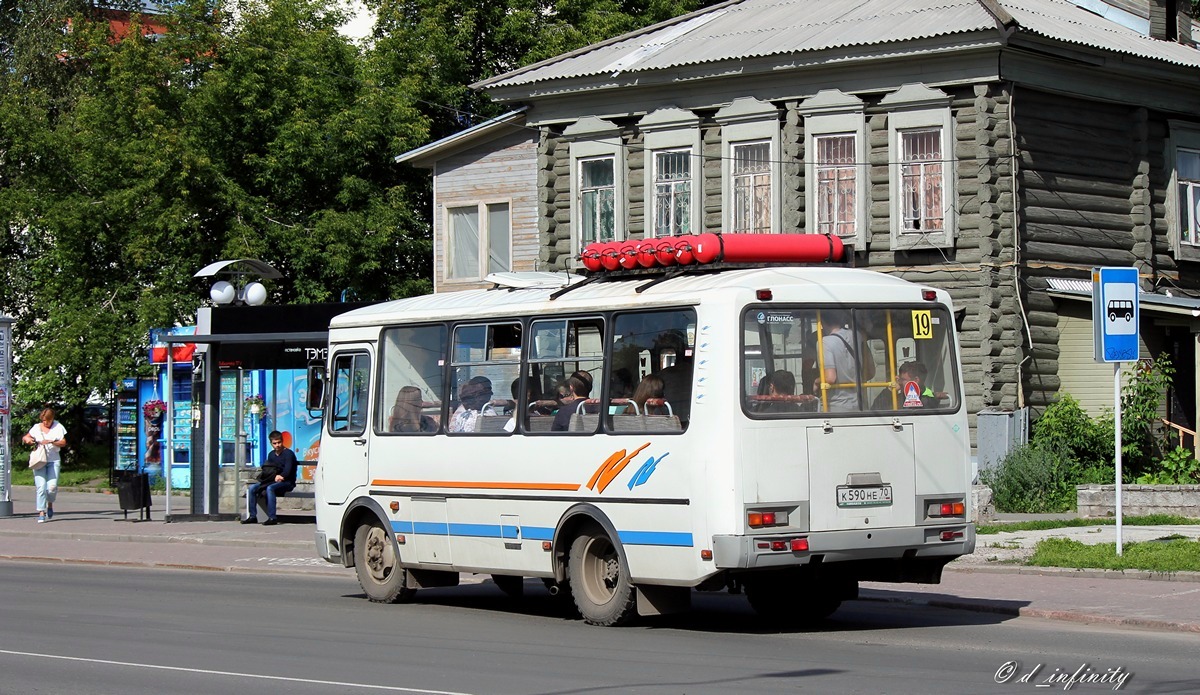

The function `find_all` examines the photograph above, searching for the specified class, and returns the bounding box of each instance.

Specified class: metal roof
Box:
[477,0,1200,91]
[1044,278,1200,319]
[394,108,527,167]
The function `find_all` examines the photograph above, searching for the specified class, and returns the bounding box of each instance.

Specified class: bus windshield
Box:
[742,305,960,416]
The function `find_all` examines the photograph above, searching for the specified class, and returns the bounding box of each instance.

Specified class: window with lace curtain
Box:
[732,141,771,234]
[814,134,858,237]
[1179,148,1200,246]
[652,149,691,237]
[899,129,945,234]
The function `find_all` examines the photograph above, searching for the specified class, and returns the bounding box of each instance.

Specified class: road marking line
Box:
[0,649,473,694]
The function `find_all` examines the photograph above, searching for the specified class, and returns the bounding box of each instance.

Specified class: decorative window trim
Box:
[1167,120,1200,260]
[565,117,626,261]
[716,98,781,233]
[640,107,701,237]
[442,199,512,284]
[800,90,868,248]
[883,84,956,251]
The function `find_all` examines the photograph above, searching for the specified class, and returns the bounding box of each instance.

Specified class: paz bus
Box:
[309,238,974,626]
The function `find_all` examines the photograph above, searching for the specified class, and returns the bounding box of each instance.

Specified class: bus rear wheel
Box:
[568,528,636,626]
[354,520,415,604]
[743,570,850,625]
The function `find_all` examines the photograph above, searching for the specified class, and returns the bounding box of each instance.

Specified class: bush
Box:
[981,444,1078,513]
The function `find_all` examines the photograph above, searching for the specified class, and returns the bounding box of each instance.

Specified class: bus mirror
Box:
[306,365,325,411]
[954,308,966,332]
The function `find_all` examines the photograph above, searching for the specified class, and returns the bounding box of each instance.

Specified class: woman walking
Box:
[23,407,66,523]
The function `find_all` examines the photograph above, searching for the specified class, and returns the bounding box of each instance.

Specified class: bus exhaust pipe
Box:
[547,583,560,596]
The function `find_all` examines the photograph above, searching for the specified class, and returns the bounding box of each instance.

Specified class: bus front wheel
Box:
[568,528,636,626]
[354,521,415,604]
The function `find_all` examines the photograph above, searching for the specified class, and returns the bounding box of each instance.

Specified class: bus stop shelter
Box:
[160,302,370,520]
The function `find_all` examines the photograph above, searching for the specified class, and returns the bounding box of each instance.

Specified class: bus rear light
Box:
[748,510,789,528]
[756,289,773,301]
[928,500,965,518]
[790,538,809,552]
[922,289,937,301]
[770,540,787,551]
[700,549,713,561]
[940,530,964,542]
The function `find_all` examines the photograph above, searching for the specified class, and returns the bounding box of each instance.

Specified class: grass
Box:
[1029,537,1200,572]
[7,441,114,490]
[977,514,1200,535]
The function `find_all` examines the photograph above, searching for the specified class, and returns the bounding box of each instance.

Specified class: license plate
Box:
[837,485,893,508]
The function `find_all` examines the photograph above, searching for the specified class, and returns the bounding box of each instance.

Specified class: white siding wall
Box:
[433,129,539,292]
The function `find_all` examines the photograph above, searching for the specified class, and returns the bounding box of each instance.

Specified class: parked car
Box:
[81,404,112,444]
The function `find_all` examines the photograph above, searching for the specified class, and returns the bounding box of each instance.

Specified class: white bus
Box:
[310,266,974,626]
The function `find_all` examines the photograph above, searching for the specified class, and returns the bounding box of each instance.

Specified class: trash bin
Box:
[115,471,151,520]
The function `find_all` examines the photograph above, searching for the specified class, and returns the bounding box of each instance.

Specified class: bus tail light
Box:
[790,538,809,552]
[940,530,964,542]
[770,540,787,551]
[747,509,789,528]
[922,289,937,301]
[756,289,773,301]
[927,500,965,518]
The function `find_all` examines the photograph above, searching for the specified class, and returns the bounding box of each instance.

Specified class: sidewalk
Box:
[2,488,1199,633]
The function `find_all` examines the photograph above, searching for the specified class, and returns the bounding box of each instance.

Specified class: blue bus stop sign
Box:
[1092,267,1139,363]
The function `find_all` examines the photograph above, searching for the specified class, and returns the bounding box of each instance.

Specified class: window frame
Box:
[566,116,626,261]
[717,98,781,234]
[883,84,956,251]
[801,90,868,247]
[1167,120,1200,260]
[640,107,702,238]
[326,351,372,437]
[443,199,512,283]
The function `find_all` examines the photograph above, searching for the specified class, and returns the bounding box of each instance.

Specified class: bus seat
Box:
[569,412,600,433]
[610,414,682,433]
[526,415,556,433]
[475,415,513,433]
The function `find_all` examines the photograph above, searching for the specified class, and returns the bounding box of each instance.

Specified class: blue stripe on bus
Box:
[388,521,690,546]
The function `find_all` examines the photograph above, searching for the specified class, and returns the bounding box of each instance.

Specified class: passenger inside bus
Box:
[631,373,666,415]
[449,376,496,432]
[872,360,939,410]
[389,386,438,433]
[551,375,589,431]
[819,311,873,412]
[758,370,802,413]
[655,330,693,424]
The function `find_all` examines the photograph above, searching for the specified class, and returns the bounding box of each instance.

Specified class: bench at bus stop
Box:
[244,462,317,520]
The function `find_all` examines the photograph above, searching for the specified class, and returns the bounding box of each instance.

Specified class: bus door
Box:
[321,348,373,505]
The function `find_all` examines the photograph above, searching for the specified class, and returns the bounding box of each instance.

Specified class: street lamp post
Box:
[0,314,16,517]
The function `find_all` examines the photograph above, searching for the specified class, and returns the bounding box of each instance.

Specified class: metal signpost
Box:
[1092,267,1139,556]
[0,315,13,517]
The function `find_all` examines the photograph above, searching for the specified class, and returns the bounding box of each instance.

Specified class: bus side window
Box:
[526,317,604,434]
[379,324,447,435]
[329,352,370,436]
[609,309,694,432]
[449,322,521,434]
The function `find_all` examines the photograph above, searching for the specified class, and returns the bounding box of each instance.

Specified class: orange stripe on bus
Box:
[372,479,581,491]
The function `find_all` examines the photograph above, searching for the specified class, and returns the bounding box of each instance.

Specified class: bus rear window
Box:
[742,306,959,417]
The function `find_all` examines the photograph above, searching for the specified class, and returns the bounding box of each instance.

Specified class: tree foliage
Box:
[0,0,707,412]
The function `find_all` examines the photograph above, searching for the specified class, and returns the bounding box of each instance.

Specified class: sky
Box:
[337,0,375,40]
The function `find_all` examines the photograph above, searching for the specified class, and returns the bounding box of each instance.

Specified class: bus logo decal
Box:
[588,442,651,494]
[628,452,669,490]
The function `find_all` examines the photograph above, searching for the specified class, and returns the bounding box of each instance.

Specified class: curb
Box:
[860,590,1200,634]
[946,563,1200,583]
[0,553,354,577]
[0,529,311,550]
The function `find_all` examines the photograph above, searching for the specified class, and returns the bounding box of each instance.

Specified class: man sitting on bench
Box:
[242,431,297,526]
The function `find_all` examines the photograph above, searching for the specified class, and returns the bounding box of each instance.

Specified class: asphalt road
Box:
[0,561,1194,695]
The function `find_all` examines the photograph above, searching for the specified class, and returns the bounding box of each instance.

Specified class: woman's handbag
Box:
[28,444,48,470]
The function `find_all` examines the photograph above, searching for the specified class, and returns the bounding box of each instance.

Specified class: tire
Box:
[568,527,636,626]
[1108,312,1117,322]
[492,574,525,598]
[743,570,849,625]
[354,520,415,604]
